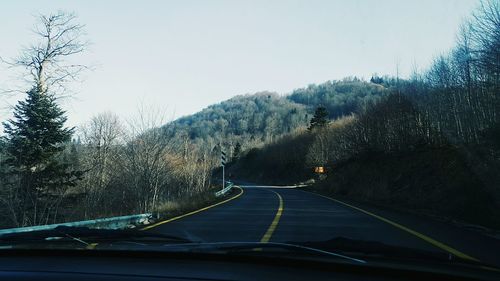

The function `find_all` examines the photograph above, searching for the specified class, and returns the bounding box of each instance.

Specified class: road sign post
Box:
[221,150,226,192]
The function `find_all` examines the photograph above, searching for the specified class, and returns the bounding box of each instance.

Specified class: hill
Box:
[162,79,390,157]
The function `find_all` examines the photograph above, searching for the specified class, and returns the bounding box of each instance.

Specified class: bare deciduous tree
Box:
[79,112,123,218]
[2,11,88,97]
[123,105,173,213]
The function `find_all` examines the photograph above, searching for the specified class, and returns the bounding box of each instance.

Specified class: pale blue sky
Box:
[0,0,479,128]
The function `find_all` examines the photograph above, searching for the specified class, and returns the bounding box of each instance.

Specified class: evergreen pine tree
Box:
[2,88,82,226]
[308,106,329,130]
[233,142,242,161]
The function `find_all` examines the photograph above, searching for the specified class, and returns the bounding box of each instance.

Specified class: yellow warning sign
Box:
[314,166,325,174]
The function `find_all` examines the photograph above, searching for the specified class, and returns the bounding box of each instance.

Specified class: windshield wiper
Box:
[0,226,191,246]
[159,241,366,264]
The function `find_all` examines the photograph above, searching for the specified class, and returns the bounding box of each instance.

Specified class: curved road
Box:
[147,185,500,267]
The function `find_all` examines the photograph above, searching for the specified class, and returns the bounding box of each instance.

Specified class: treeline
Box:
[288,78,388,119]
[0,102,218,228]
[72,111,217,221]
[234,0,500,228]
[0,108,217,228]
[164,80,390,160]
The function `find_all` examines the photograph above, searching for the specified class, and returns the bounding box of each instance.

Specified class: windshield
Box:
[0,0,499,275]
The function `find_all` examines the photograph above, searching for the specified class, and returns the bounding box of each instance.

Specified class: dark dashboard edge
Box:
[0,249,497,281]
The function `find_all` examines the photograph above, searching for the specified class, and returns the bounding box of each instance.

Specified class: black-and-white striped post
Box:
[221,150,227,191]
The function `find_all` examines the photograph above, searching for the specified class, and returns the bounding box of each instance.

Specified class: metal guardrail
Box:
[0,213,152,236]
[215,181,234,197]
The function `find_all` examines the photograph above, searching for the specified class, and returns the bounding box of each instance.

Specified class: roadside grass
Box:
[146,186,239,226]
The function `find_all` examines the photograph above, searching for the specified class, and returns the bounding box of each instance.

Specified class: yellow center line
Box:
[305,190,479,262]
[141,186,244,231]
[260,190,284,243]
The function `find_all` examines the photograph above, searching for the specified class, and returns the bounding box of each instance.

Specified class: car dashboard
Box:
[0,250,496,281]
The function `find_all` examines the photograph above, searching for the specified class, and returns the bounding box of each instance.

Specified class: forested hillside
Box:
[163,92,308,154]
[231,1,500,229]
[163,80,389,159]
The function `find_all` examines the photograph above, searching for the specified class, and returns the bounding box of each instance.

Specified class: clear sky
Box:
[0,0,479,128]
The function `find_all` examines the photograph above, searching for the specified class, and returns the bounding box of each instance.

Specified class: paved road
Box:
[147,185,500,267]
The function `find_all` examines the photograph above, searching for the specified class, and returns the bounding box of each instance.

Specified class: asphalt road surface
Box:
[146,184,500,267]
